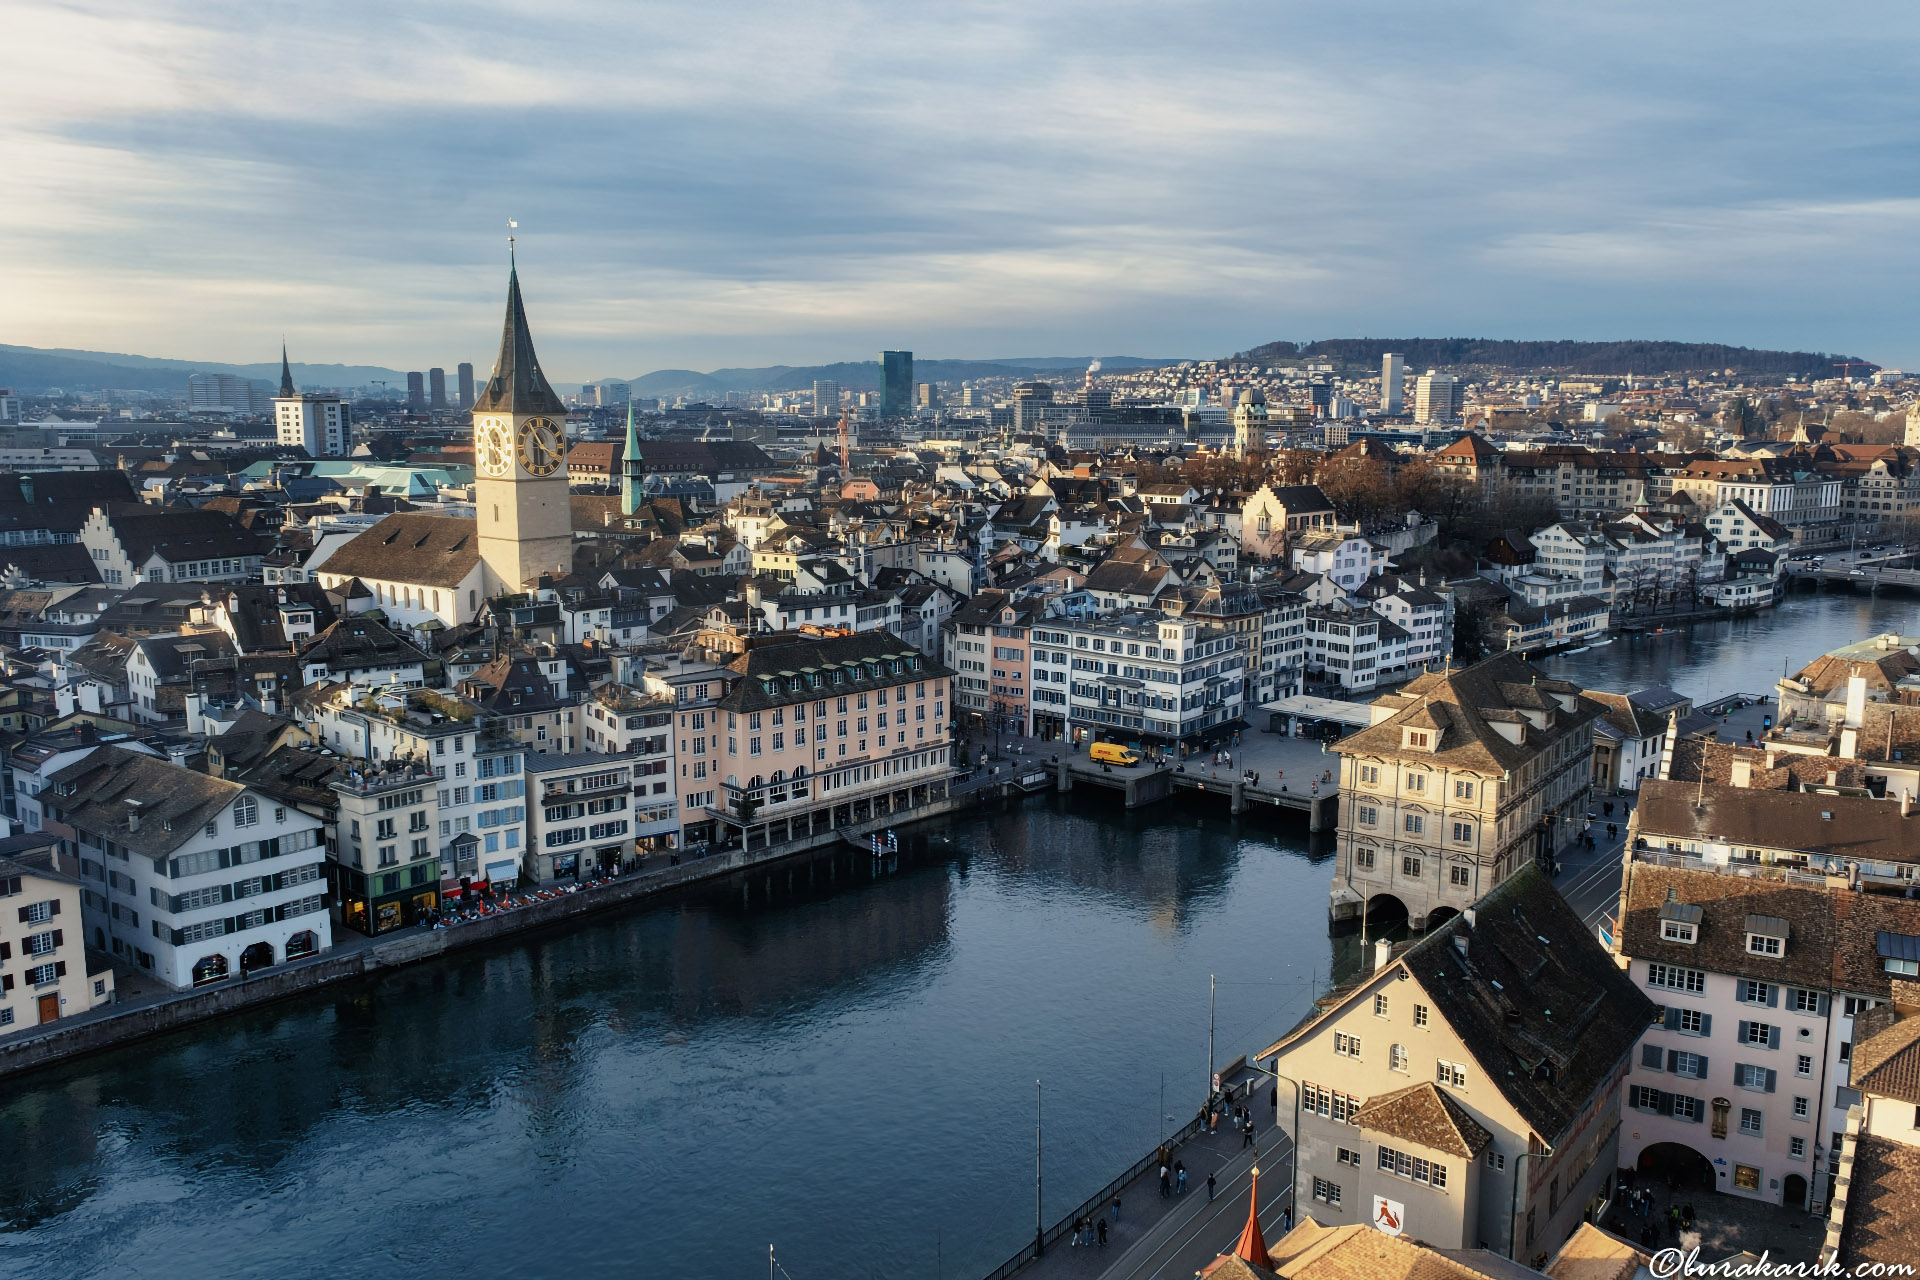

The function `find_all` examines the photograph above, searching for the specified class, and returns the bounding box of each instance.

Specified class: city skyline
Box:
[6,1,1920,380]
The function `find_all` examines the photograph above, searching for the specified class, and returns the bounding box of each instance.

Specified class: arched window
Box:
[1390,1043,1409,1072]
[233,796,258,828]
[192,954,230,986]
[469,589,477,614]
[285,930,318,959]
[432,591,440,611]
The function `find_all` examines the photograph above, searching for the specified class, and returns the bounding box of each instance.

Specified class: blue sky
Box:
[6,0,1919,380]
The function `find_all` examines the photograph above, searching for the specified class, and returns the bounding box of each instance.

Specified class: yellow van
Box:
[1088,742,1141,767]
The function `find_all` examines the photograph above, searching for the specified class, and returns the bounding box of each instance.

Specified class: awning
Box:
[485,860,519,883]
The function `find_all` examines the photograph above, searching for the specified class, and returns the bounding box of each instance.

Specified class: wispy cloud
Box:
[4,0,1919,376]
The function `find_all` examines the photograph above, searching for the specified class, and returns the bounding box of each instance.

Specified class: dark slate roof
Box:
[102,506,265,565]
[1633,779,1920,864]
[319,513,481,589]
[134,631,237,682]
[0,543,101,584]
[1620,862,1839,987]
[713,631,951,715]
[298,615,428,672]
[470,265,568,416]
[1337,652,1599,774]
[0,471,138,533]
[48,745,258,858]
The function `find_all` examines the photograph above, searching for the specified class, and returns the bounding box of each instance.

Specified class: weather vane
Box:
[508,218,517,261]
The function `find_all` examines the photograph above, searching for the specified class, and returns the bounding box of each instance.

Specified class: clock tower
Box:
[471,264,573,593]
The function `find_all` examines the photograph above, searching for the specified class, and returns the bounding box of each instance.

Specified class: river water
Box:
[2,592,1916,1280]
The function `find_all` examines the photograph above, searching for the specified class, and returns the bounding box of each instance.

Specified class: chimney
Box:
[1730,757,1752,789]
[1840,726,1860,760]
[1372,937,1392,973]
[1656,711,1679,781]
[1846,674,1869,729]
[184,692,205,736]
[1827,768,1839,787]
[55,686,74,717]
[1904,790,1913,819]
[125,799,142,832]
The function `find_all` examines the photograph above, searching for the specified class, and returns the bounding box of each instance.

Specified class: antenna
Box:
[508,218,518,262]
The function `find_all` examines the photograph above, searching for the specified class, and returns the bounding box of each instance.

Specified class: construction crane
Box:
[1833,361,1872,382]
[837,405,851,474]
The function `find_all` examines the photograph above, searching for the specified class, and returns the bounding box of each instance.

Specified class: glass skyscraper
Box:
[879,350,913,417]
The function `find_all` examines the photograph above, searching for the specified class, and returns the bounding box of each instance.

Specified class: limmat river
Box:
[2,591,1916,1280]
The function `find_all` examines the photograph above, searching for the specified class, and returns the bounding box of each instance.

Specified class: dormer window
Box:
[1746,914,1788,957]
[1662,920,1697,944]
[1404,729,1431,750]
[1658,897,1701,945]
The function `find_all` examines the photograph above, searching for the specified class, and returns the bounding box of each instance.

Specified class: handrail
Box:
[976,1114,1207,1280]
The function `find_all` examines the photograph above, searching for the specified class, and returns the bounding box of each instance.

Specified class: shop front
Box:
[333,860,440,936]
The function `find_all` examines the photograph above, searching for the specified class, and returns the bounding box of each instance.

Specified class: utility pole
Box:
[1035,1079,1044,1258]
[1208,973,1217,1104]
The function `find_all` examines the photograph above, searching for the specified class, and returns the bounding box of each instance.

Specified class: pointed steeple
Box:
[279,342,296,398]
[472,264,567,417]
[621,400,643,516]
[1230,1166,1272,1270]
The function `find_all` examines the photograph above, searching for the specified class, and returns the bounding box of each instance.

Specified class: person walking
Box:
[1071,1218,1083,1247]
[1097,1217,1108,1247]
[1176,1161,1187,1194]
[1112,1193,1121,1222]
[1160,1163,1171,1198]
[1207,1171,1218,1202]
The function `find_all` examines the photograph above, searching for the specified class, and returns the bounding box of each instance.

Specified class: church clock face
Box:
[476,421,513,478]
[517,417,562,476]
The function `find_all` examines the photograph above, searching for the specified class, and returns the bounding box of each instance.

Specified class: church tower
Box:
[621,401,645,516]
[472,263,573,593]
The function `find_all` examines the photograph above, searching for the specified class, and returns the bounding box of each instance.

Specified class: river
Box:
[1,591,1915,1280]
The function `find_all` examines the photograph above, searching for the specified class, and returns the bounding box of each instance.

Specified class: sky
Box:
[6,0,1920,382]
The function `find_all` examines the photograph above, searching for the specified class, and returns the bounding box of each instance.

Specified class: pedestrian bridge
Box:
[1050,756,1338,830]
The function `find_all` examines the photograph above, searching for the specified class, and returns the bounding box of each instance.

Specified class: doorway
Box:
[37,994,58,1025]
[1783,1173,1809,1210]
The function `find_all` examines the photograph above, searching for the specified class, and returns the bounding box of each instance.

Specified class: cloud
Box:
[4,0,1920,376]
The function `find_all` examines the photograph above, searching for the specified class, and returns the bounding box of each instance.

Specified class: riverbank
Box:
[0,795,974,1083]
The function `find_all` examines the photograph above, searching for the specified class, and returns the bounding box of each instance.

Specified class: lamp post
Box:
[1034,1078,1044,1258]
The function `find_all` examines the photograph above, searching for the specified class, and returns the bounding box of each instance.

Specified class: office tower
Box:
[187,372,269,412]
[812,379,841,416]
[429,368,448,411]
[0,389,19,422]
[879,350,913,416]
[1011,381,1053,432]
[1308,380,1332,413]
[271,345,348,456]
[457,362,475,410]
[407,371,426,413]
[1381,353,1405,414]
[917,382,938,411]
[961,385,977,408]
[1413,371,1463,424]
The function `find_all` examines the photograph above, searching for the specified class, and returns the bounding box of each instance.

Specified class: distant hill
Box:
[1240,338,1875,380]
[0,344,408,395]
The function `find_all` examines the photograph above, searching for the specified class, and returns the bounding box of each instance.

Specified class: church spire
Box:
[621,400,643,516]
[1230,1166,1272,1270]
[279,342,295,398]
[472,262,567,417]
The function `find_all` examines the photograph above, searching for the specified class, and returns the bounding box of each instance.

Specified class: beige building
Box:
[1,835,113,1035]
[1330,653,1599,929]
[1262,867,1653,1266]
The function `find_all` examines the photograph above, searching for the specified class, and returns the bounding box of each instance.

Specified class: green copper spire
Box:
[621,399,643,516]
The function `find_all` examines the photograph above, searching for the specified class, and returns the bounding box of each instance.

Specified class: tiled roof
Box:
[1355,1082,1492,1157]
[1850,1014,1920,1105]
[320,513,481,589]
[1633,779,1920,863]
[1837,1134,1920,1266]
[1337,652,1599,774]
[714,631,950,714]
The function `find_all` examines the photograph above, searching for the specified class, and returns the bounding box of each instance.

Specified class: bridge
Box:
[1050,756,1339,830]
[1788,554,1920,591]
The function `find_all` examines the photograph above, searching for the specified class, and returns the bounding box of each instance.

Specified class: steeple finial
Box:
[471,255,566,418]
[279,341,295,398]
[1231,1166,1273,1269]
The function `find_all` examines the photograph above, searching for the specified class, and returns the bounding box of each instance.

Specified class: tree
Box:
[1316,455,1394,524]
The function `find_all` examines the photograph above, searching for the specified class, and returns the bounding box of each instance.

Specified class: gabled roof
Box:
[298,615,428,672]
[1355,1082,1492,1157]
[318,513,482,589]
[48,745,259,858]
[471,264,568,416]
[1336,652,1599,774]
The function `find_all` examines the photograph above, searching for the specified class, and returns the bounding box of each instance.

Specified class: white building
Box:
[48,747,329,988]
[1060,613,1243,747]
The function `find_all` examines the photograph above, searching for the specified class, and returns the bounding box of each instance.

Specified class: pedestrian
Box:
[1112,1193,1121,1222]
[1176,1161,1188,1194]
[1097,1217,1108,1247]
[1281,1206,1292,1233]
[1072,1218,1083,1247]
[1208,1171,1217,1202]
[1242,1121,1254,1150]
[1160,1164,1171,1198]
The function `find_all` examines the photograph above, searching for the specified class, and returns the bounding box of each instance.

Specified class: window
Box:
[1454,780,1474,799]
[1647,964,1705,993]
[1671,1007,1706,1035]
[1450,865,1470,887]
[1739,1108,1762,1136]
[1662,920,1697,944]
[1437,1060,1467,1087]
[1359,766,1379,785]
[1790,1136,1806,1160]
[1738,980,1773,1006]
[1401,857,1421,877]
[1374,994,1389,1016]
[1673,1094,1702,1122]
[1792,989,1821,1014]
[1335,1147,1362,1168]
[1798,1054,1814,1077]
[1390,1044,1408,1071]
[1451,822,1473,843]
[1671,1051,1706,1079]
[1846,997,1880,1018]
[1357,805,1378,826]
[1405,773,1425,792]
[1742,1021,1777,1048]
[1311,1177,1342,1206]
[1794,1096,1810,1118]
[1355,849,1375,870]
[1734,1063,1776,1092]
[1377,1146,1446,1189]
[233,796,258,828]
[1334,1032,1361,1058]
[1413,1004,1428,1028]
[1748,933,1783,957]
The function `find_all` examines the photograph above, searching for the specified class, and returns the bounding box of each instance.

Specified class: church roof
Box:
[471,265,568,417]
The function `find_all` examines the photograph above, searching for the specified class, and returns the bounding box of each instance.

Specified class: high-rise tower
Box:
[471,263,573,592]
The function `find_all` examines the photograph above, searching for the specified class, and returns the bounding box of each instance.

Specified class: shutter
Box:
[1700,1014,1712,1037]
[1666,1048,1680,1072]
[1767,986,1778,1008]
[1643,1044,1663,1069]
[1658,1090,1674,1116]
[1770,1026,1782,1050]
[1766,1069,1778,1093]
[1818,993,1831,1017]
[1665,1006,1679,1030]
[53,961,66,977]
[48,899,59,916]
[1695,1055,1709,1079]
[14,906,25,923]
[1,974,11,991]
[51,929,62,948]
[1737,1020,1750,1044]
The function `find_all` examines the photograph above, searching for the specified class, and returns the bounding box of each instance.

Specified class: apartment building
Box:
[1061,612,1243,748]
[47,747,329,988]
[1616,780,1920,1212]
[1670,458,1842,530]
[328,761,440,934]
[1821,1000,1920,1268]
[1330,653,1598,929]
[578,682,677,854]
[526,754,638,882]
[1292,530,1385,592]
[675,629,954,854]
[1304,604,1382,693]
[947,590,1043,738]
[0,835,113,1035]
[1262,867,1653,1263]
